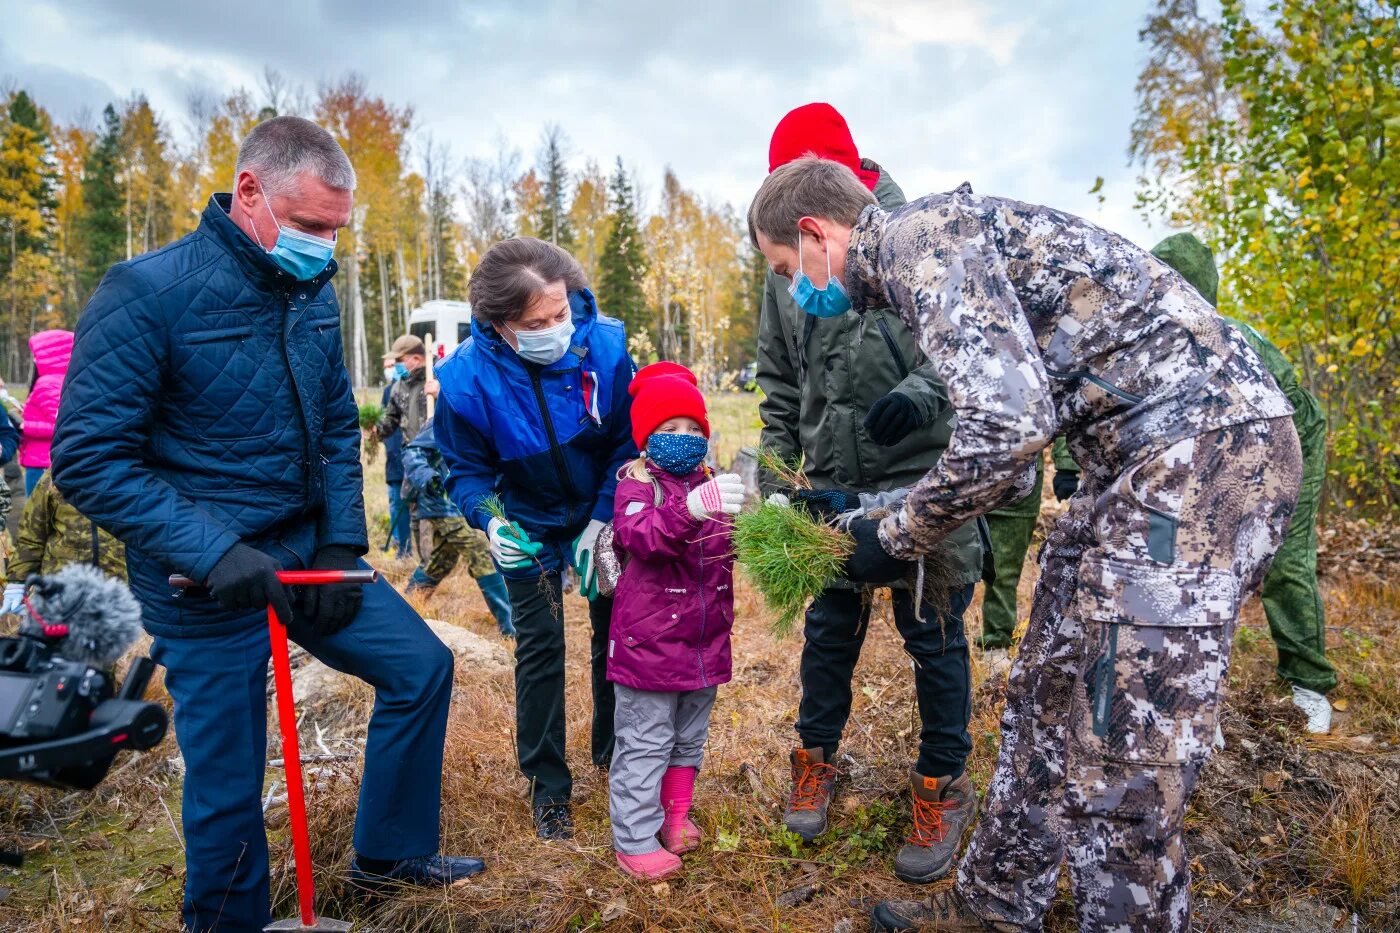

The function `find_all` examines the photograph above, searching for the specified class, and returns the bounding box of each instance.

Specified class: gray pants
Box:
[609,684,718,854]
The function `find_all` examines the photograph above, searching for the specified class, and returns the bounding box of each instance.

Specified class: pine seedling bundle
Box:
[359,403,383,462]
[734,449,854,637]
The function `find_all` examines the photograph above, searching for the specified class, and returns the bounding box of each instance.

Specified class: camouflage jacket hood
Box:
[847,184,1293,557]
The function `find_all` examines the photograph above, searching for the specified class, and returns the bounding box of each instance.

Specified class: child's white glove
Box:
[488,517,542,570]
[1,583,24,616]
[686,473,745,520]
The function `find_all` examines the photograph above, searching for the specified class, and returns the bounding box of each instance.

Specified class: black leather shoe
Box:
[533,803,574,840]
[348,853,485,894]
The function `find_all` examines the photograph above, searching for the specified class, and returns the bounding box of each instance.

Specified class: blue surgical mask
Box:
[256,187,335,281]
[789,228,851,318]
[394,362,409,379]
[647,432,708,476]
[507,316,575,366]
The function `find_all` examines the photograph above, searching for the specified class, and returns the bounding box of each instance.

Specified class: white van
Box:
[408,300,475,359]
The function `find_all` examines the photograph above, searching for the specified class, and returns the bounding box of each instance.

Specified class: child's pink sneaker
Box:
[659,816,702,855]
[616,847,683,880]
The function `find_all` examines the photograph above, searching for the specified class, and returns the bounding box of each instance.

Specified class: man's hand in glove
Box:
[842,518,912,584]
[863,391,923,447]
[295,546,364,636]
[1052,472,1080,502]
[793,488,853,520]
[205,543,294,624]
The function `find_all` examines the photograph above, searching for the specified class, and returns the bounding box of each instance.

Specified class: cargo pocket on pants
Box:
[1077,554,1240,766]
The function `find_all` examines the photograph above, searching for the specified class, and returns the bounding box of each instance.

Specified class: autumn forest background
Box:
[0,0,1395,520]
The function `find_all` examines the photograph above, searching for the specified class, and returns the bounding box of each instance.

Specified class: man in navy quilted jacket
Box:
[51,116,483,932]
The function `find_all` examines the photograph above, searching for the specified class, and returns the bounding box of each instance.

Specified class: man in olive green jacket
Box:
[1152,233,1335,732]
[756,103,984,884]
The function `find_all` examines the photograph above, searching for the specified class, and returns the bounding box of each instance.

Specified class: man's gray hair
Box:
[234,115,357,196]
[747,157,876,249]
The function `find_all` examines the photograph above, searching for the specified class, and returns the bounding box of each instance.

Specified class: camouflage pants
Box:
[421,515,494,584]
[957,418,1301,932]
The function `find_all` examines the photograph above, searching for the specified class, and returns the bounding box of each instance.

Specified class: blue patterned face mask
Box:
[646,431,708,476]
[789,228,851,318]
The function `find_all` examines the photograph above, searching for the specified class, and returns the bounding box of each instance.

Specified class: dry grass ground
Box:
[2,390,1396,930]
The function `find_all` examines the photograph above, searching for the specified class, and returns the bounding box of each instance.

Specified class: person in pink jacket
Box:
[20,330,75,495]
[607,362,745,881]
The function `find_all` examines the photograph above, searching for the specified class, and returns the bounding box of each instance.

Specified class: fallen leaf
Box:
[1261,771,1286,792]
[601,898,628,923]
[650,882,670,897]
[1332,698,1349,711]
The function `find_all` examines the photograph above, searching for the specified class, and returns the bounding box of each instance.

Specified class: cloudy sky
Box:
[3,0,1173,248]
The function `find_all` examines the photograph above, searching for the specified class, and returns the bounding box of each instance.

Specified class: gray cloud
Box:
[10,0,1168,246]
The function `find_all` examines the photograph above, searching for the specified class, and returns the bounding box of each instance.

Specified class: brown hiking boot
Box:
[893,771,977,884]
[870,886,996,931]
[782,747,839,841]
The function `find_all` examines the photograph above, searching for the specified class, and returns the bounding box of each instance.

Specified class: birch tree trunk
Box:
[378,249,392,353]
[395,248,412,332]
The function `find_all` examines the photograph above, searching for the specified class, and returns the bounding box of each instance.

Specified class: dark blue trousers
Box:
[149,561,453,932]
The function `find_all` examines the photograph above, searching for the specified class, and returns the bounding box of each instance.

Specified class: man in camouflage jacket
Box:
[3,470,126,615]
[747,159,1301,933]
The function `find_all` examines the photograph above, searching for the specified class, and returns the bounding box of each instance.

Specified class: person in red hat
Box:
[605,362,743,881]
[756,103,986,886]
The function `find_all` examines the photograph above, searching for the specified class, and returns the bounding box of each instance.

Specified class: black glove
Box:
[842,518,911,585]
[296,545,364,636]
[1052,472,1080,502]
[863,391,923,447]
[793,488,853,519]
[205,543,293,623]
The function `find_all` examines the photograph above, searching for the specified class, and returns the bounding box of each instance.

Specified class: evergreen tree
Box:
[75,105,125,299]
[533,125,575,250]
[598,157,648,336]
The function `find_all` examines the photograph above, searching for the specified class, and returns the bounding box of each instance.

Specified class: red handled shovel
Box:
[171,569,378,932]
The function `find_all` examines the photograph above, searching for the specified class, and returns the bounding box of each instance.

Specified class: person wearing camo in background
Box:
[747,158,1301,932]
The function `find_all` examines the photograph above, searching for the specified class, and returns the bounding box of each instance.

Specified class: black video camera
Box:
[0,565,167,790]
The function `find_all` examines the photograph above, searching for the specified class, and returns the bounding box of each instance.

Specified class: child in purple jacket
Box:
[608,362,745,880]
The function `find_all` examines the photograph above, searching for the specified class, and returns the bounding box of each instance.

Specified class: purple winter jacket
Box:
[607,465,735,693]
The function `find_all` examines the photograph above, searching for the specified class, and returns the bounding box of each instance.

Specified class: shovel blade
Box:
[264,918,353,932]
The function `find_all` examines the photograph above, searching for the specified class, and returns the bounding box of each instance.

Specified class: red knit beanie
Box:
[628,361,710,450]
[768,102,881,191]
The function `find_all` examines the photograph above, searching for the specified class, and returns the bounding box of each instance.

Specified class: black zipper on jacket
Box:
[527,366,580,504]
[280,294,313,502]
[874,314,911,379]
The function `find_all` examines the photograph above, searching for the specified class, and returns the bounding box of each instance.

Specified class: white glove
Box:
[1,583,24,616]
[571,518,606,600]
[487,517,541,570]
[686,473,746,520]
[766,492,791,508]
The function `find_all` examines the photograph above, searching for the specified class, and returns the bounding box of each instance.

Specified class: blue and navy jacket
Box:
[401,422,458,521]
[381,382,404,486]
[435,290,635,577]
[51,194,367,637]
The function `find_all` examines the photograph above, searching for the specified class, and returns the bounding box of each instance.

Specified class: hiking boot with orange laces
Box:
[870,885,999,931]
[783,747,839,841]
[893,770,976,884]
